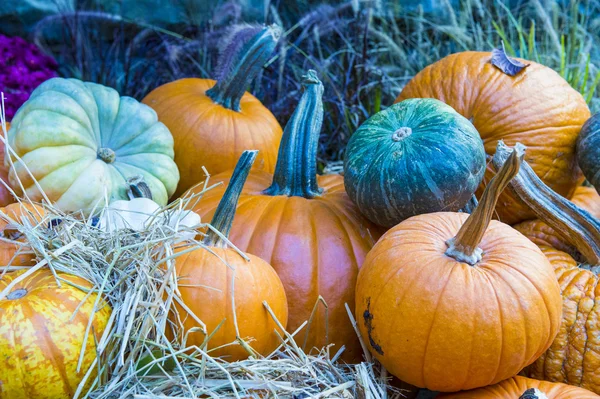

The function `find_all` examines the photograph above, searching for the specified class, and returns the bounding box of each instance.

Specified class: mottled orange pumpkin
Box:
[184,71,380,362]
[0,122,15,207]
[0,269,111,399]
[143,25,283,198]
[355,143,562,392]
[514,186,600,254]
[496,143,600,394]
[439,376,600,398]
[170,151,288,361]
[397,51,590,224]
[0,203,45,267]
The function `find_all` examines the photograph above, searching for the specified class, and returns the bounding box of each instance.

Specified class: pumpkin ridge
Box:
[577,277,598,387]
[29,308,75,397]
[421,261,458,387]
[480,268,506,385]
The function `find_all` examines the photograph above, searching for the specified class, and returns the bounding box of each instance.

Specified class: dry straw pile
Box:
[0,105,405,398]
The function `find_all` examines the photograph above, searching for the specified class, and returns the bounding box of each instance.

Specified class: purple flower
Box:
[0,34,58,119]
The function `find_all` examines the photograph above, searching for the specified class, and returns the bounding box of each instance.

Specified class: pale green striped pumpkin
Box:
[7,78,179,213]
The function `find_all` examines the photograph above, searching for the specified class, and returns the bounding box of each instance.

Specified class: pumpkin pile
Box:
[3,28,600,399]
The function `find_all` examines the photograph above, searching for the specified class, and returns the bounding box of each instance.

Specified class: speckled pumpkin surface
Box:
[0,269,111,399]
[397,51,590,224]
[344,98,486,228]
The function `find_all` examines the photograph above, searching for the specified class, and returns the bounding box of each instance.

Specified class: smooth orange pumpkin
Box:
[143,25,283,198]
[439,376,600,398]
[0,268,111,399]
[0,122,15,207]
[396,51,590,224]
[355,142,562,392]
[170,151,288,361]
[184,71,381,362]
[494,142,600,393]
[514,186,600,254]
[0,203,45,267]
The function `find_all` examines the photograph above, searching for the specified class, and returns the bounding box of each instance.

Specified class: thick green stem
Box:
[445,142,525,265]
[206,24,281,111]
[263,70,324,198]
[493,141,600,265]
[204,150,257,247]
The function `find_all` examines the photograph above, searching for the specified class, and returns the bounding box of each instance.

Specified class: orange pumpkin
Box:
[396,51,590,224]
[170,151,288,361]
[0,268,111,399]
[355,142,562,392]
[143,25,283,198]
[0,203,45,267]
[184,71,381,362]
[439,376,600,398]
[514,186,600,254]
[0,122,15,207]
[494,142,600,393]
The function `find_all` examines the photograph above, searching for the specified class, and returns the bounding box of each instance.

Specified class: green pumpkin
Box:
[7,78,179,213]
[577,113,600,192]
[344,98,486,227]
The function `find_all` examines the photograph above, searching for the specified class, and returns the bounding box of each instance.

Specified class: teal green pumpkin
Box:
[577,113,600,192]
[344,98,486,227]
[7,78,180,213]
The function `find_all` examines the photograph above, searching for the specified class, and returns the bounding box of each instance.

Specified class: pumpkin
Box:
[396,51,590,224]
[344,98,486,227]
[0,268,111,399]
[183,71,381,362]
[170,150,288,361]
[0,122,15,207]
[492,142,600,393]
[7,78,179,214]
[97,175,199,242]
[438,376,600,398]
[577,112,600,192]
[355,142,562,392]
[143,25,283,198]
[0,202,45,267]
[514,186,600,255]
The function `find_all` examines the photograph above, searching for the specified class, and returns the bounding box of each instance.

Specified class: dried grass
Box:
[0,99,405,398]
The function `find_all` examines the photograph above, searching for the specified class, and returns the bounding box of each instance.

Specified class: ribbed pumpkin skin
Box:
[397,52,590,224]
[525,245,600,394]
[172,247,288,361]
[514,186,600,253]
[0,203,45,267]
[578,114,600,191]
[344,98,485,228]
[439,376,600,398]
[355,212,562,392]
[0,269,111,399]
[186,171,380,362]
[8,78,179,213]
[142,79,282,198]
[0,122,15,207]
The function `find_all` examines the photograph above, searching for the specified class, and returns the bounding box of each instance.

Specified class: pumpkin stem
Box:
[445,142,525,265]
[204,150,257,247]
[493,141,600,266]
[206,24,281,112]
[519,388,549,399]
[127,175,153,200]
[263,70,324,198]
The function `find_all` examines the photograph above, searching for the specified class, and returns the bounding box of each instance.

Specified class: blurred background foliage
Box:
[1,0,599,164]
